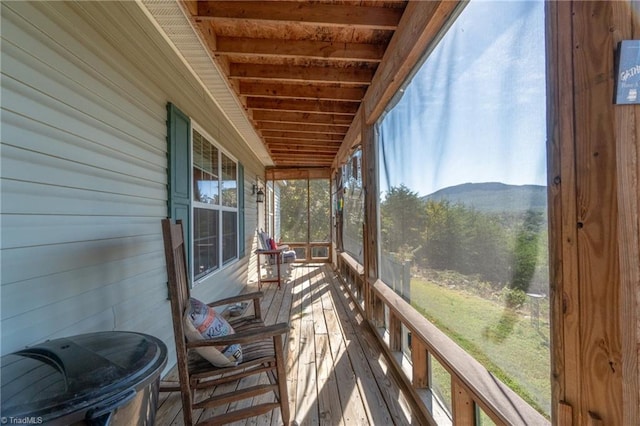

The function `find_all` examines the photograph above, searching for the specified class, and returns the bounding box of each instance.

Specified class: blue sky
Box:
[379,0,547,197]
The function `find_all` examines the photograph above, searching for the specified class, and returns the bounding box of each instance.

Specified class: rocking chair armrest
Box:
[206,291,264,308]
[186,322,290,347]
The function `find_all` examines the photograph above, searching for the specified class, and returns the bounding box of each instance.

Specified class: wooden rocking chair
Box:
[160,219,290,425]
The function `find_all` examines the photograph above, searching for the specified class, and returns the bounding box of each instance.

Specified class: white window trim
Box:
[190,121,239,284]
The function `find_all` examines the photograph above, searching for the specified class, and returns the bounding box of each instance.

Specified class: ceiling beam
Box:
[216,37,384,62]
[239,82,366,101]
[261,131,344,142]
[251,110,354,125]
[229,63,374,84]
[271,153,334,160]
[270,160,334,167]
[270,147,339,156]
[246,98,358,115]
[196,1,403,30]
[266,167,332,180]
[265,137,343,146]
[256,121,348,134]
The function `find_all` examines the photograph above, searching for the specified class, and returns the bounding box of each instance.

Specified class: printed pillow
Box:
[183,298,243,367]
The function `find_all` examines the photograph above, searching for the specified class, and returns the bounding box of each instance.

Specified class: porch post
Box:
[361,103,382,325]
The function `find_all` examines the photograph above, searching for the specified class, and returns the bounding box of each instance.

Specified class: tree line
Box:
[380,185,548,303]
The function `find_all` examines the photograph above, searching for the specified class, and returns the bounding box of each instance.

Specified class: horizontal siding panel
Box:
[36,309,117,349]
[2,2,167,140]
[1,39,165,151]
[0,0,265,361]
[1,179,165,216]
[1,77,165,167]
[1,234,162,285]
[2,145,166,201]
[113,281,172,329]
[1,267,168,354]
[1,253,165,319]
[2,111,166,184]
[68,1,203,103]
[1,215,161,249]
[118,301,174,338]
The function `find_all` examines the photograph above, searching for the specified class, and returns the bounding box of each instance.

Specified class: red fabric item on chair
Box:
[269,238,278,250]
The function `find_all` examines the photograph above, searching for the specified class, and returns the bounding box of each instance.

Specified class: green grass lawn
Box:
[410,277,551,417]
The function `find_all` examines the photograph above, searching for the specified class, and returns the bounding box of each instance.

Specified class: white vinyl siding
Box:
[1,1,168,356]
[0,1,264,373]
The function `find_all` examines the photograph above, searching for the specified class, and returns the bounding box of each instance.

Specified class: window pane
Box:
[278,179,308,242]
[309,179,330,242]
[194,208,219,279]
[222,211,237,264]
[221,153,237,207]
[343,150,364,263]
[193,130,219,204]
[377,0,549,418]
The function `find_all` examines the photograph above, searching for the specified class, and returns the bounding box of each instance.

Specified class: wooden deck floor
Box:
[155,263,418,425]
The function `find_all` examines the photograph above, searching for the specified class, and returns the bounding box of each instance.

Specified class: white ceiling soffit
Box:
[138,0,273,166]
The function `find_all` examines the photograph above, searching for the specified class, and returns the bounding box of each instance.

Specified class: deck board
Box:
[155,264,417,425]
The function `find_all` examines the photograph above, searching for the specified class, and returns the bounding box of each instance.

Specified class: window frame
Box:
[190,121,240,283]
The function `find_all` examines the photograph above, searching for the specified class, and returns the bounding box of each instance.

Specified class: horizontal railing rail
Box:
[336,251,549,426]
[282,241,331,262]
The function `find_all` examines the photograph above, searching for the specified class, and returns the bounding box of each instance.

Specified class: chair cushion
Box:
[259,232,271,250]
[269,238,278,250]
[183,298,243,367]
[282,250,296,263]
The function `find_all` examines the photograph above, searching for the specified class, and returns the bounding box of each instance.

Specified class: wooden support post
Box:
[411,338,429,389]
[361,103,378,324]
[389,311,402,352]
[452,379,475,426]
[374,293,385,328]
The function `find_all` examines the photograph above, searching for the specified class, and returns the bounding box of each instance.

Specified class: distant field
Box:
[410,277,551,417]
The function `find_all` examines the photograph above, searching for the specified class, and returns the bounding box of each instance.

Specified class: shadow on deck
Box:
[156,263,418,425]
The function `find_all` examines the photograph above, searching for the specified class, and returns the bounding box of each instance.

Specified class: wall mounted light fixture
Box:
[252,179,265,202]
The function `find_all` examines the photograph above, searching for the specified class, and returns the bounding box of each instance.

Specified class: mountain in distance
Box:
[422,182,547,213]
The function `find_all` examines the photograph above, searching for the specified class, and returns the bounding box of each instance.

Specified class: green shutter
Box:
[166,102,191,267]
[238,163,246,258]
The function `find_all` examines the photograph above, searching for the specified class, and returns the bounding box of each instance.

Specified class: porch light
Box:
[256,187,265,203]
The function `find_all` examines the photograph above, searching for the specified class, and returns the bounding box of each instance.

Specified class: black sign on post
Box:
[615,40,640,105]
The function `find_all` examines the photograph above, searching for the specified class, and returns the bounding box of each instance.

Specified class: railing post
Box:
[389,311,402,352]
[411,338,429,389]
[452,378,475,425]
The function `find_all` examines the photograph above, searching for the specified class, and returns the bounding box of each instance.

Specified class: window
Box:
[342,149,364,264]
[192,128,238,279]
[167,103,242,283]
[377,0,550,418]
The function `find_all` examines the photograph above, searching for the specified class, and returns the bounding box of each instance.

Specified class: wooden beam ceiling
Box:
[181,0,453,170]
[195,1,404,30]
[216,37,385,62]
[238,82,367,101]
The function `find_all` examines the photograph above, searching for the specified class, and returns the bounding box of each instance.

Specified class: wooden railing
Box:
[283,242,331,262]
[337,252,549,426]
